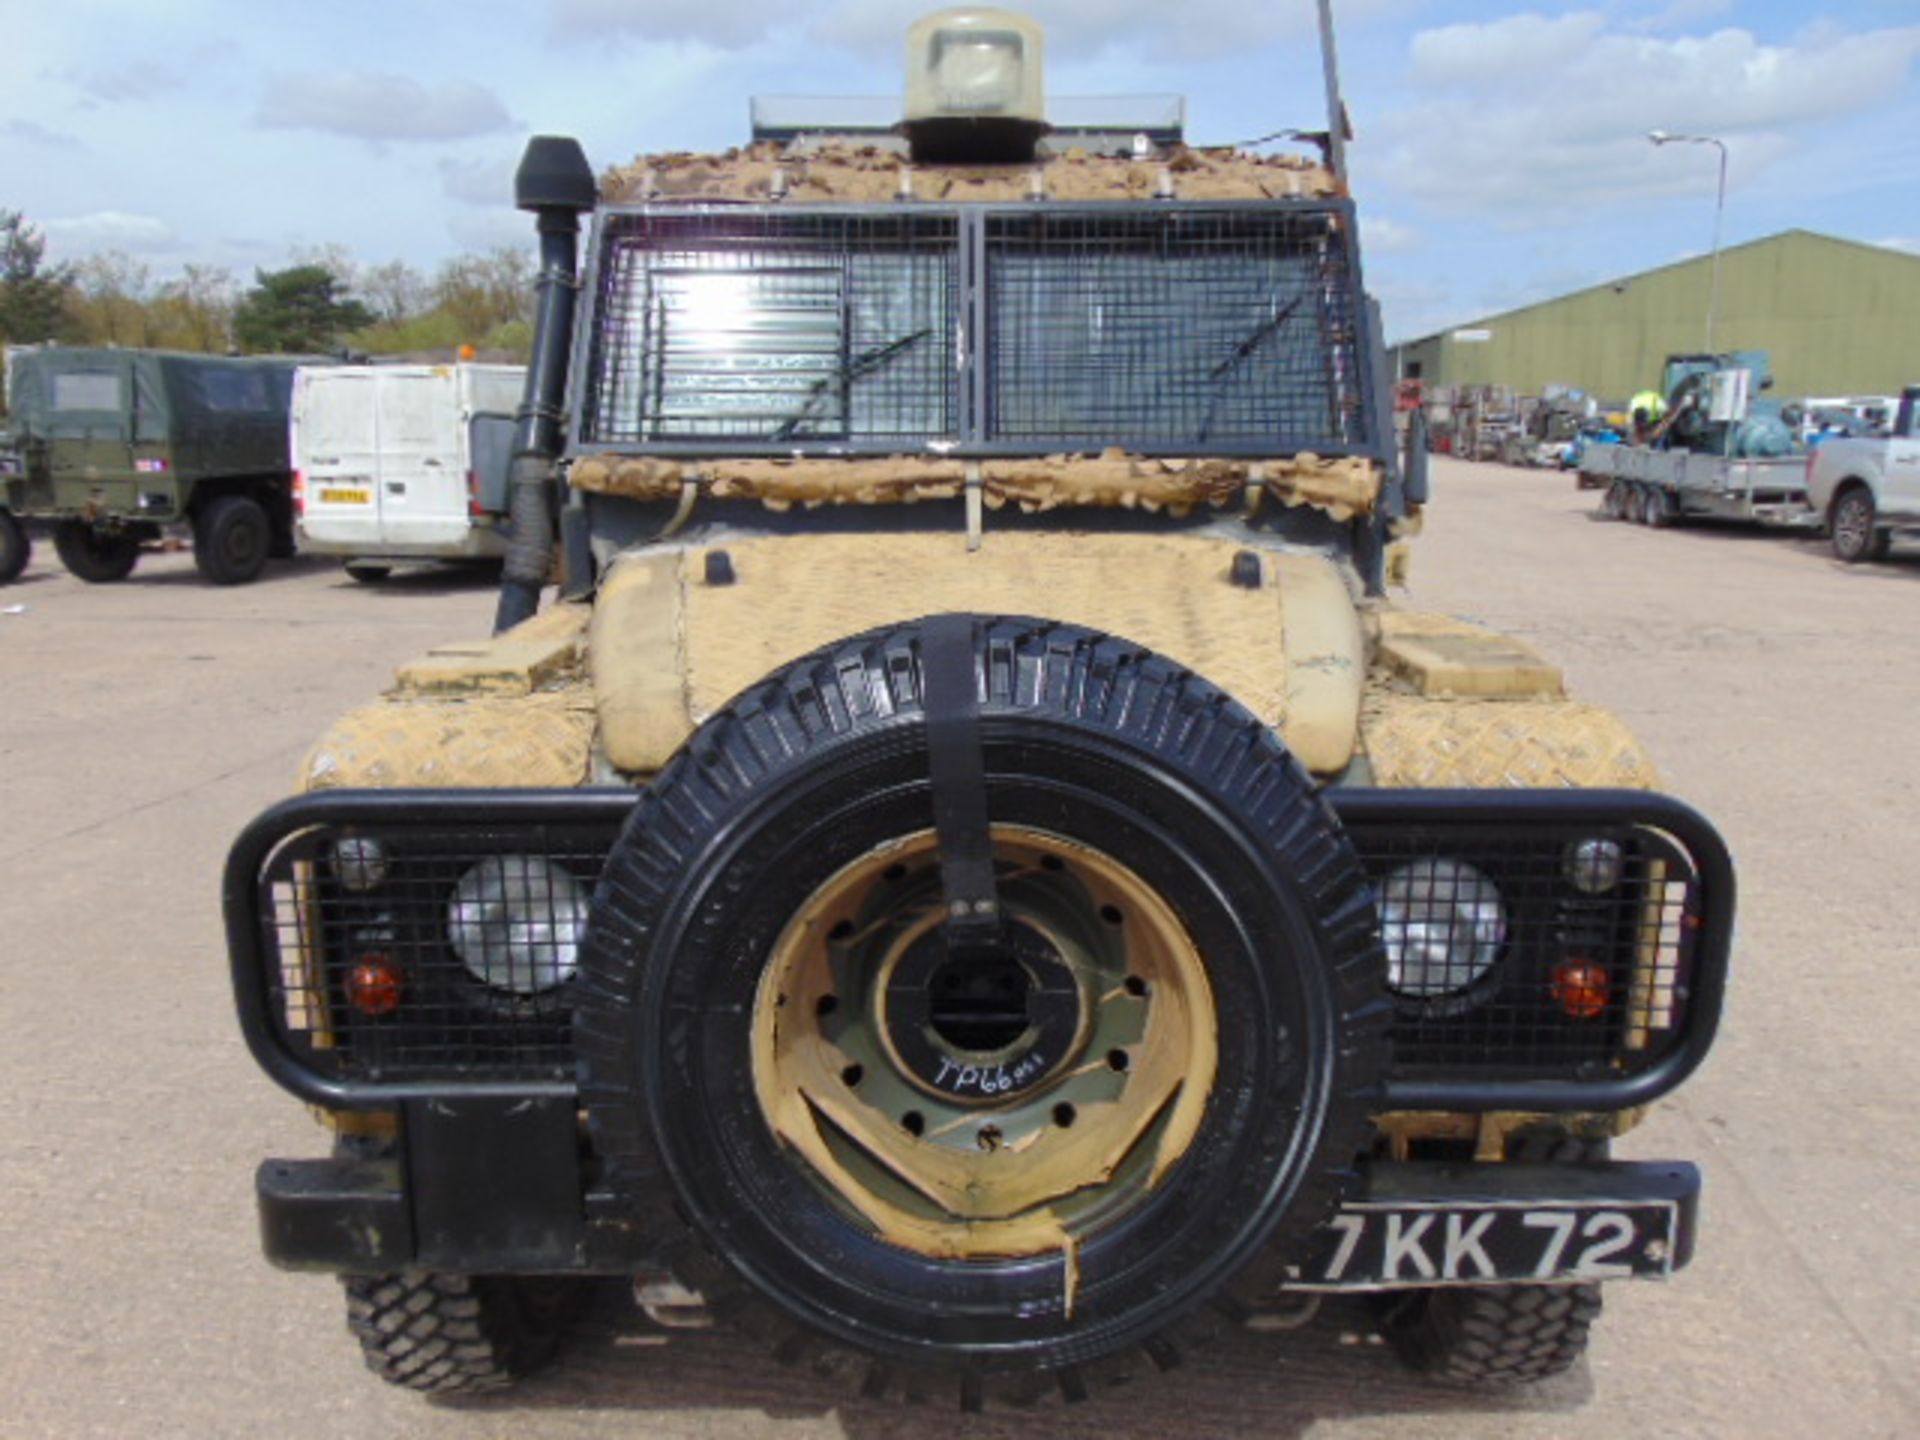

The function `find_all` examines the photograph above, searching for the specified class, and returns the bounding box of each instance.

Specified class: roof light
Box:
[905,8,1045,124]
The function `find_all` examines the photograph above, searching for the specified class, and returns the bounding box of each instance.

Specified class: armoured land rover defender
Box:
[2,346,307,585]
[225,5,1733,1407]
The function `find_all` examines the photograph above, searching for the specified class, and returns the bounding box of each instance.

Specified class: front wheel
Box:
[194,495,272,585]
[1830,489,1887,564]
[0,511,29,584]
[1377,1283,1601,1385]
[342,1272,581,1394]
[52,520,139,582]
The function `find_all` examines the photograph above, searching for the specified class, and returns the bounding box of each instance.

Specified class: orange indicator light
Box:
[1551,960,1610,1020]
[347,955,404,1017]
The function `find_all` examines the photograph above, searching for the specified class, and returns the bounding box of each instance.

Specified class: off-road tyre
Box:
[345,561,392,584]
[1600,481,1625,520]
[52,520,139,583]
[0,511,29,584]
[1830,488,1887,564]
[1372,1125,1608,1385]
[1377,1282,1602,1385]
[1621,485,1646,525]
[342,1272,580,1395]
[576,616,1389,1408]
[1642,486,1676,528]
[193,494,272,585]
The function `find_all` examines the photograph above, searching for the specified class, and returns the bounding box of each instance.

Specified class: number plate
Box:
[319,487,371,505]
[1293,1199,1679,1290]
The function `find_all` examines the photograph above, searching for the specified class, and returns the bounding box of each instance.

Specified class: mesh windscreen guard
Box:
[575,204,1372,456]
[581,210,960,447]
[983,209,1364,449]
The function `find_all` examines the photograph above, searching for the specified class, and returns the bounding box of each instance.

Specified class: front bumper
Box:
[259,1131,1699,1292]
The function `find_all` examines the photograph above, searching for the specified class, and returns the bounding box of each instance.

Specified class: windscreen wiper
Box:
[1199,297,1303,442]
[772,329,933,441]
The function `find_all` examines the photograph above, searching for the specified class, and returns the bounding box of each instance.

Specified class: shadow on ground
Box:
[439,1285,1593,1438]
[324,559,507,597]
[131,552,342,588]
[1574,509,1920,575]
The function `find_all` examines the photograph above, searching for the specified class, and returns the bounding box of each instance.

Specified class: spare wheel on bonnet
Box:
[575,616,1388,1404]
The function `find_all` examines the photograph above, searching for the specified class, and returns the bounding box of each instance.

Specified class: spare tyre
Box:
[576,616,1387,1405]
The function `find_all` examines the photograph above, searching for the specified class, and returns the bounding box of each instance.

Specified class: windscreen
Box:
[576,204,1373,458]
[581,211,958,447]
[985,210,1359,448]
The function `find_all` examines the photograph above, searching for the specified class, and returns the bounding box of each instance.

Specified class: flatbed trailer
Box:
[1580,443,1815,528]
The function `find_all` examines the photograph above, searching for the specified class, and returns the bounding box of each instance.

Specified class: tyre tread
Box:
[341,1272,574,1395]
[1380,1283,1602,1385]
[577,616,1389,1408]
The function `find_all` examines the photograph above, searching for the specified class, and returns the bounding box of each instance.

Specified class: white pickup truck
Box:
[1805,385,1920,562]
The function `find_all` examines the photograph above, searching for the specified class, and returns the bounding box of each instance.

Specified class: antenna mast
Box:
[1316,0,1348,183]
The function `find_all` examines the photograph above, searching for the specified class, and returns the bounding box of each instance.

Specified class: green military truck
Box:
[1,346,309,585]
[0,422,24,583]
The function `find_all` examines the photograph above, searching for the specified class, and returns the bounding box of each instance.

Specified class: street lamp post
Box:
[1649,130,1729,354]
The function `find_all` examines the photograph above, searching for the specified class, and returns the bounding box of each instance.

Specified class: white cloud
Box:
[1362,216,1421,254]
[257,74,516,143]
[1875,236,1920,255]
[1630,0,1735,34]
[1374,275,1456,344]
[3,118,82,149]
[74,62,186,103]
[1376,14,1920,222]
[551,0,787,50]
[41,210,179,256]
[549,0,1395,62]
[448,208,539,254]
[438,155,517,207]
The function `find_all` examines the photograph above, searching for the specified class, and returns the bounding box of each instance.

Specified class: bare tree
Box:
[69,252,156,347]
[151,264,238,352]
[359,259,431,328]
[434,246,534,341]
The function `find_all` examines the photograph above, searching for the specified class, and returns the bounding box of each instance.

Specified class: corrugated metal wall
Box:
[1389,231,1920,401]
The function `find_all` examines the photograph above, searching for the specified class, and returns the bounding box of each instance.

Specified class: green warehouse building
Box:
[1389,230,1920,402]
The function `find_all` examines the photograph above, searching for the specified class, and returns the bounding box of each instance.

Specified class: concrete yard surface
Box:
[0,463,1915,1437]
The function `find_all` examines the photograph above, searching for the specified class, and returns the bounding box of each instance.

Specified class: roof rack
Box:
[749,93,1186,148]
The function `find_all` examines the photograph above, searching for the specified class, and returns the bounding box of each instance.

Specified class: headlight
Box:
[446,855,590,995]
[1379,858,1506,998]
[329,836,389,892]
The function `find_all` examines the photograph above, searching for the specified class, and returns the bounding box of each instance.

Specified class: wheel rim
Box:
[1835,497,1871,555]
[751,825,1217,1259]
[225,519,262,568]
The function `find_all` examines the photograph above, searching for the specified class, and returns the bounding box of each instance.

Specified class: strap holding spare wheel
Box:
[921,615,1002,950]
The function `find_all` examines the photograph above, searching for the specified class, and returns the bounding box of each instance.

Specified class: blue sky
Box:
[3,1,1916,341]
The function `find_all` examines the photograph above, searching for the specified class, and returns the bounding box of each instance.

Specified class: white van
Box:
[291,363,524,579]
